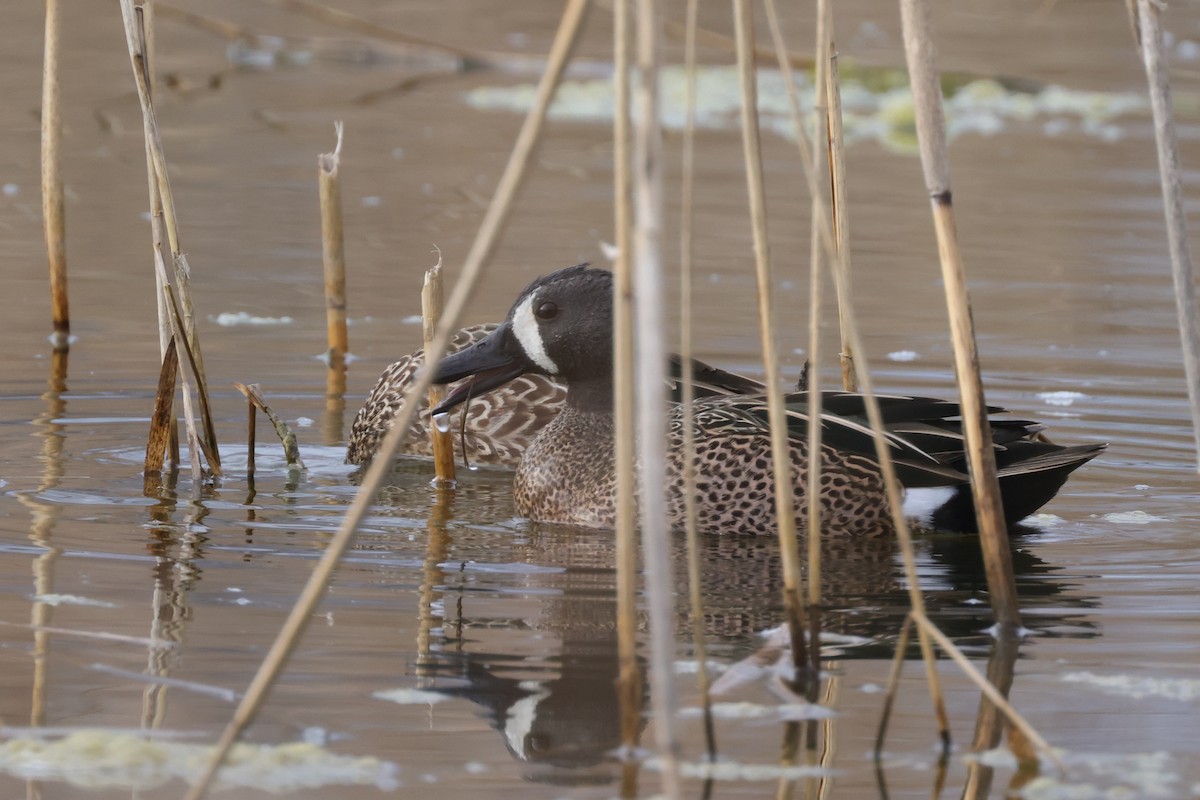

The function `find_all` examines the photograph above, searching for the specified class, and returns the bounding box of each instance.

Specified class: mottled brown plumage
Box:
[346,324,566,466]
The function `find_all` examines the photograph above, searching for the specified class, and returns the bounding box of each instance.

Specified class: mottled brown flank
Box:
[514,401,893,537]
[346,324,567,466]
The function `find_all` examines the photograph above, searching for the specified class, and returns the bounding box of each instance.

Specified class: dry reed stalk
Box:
[633,1,682,793]
[1133,0,1200,472]
[732,0,809,685]
[42,0,68,351]
[825,44,857,394]
[422,260,456,485]
[182,4,588,796]
[319,122,348,368]
[898,0,1019,631]
[141,0,181,474]
[611,0,643,763]
[121,0,222,479]
[678,0,717,762]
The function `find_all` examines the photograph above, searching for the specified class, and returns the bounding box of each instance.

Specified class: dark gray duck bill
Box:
[431,322,529,415]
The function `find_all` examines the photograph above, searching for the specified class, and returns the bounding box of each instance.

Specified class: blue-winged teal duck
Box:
[348,324,567,466]
[430,264,1105,536]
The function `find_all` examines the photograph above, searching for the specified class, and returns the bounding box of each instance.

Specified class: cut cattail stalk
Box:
[422,259,456,485]
[42,0,69,352]
[319,122,348,369]
[898,0,1020,631]
[732,0,809,687]
[182,2,588,796]
[1132,0,1200,472]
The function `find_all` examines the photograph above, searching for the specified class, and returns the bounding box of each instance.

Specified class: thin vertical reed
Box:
[1134,0,1200,472]
[42,0,68,351]
[678,0,717,762]
[246,391,257,480]
[897,0,1019,631]
[319,122,349,367]
[611,0,643,766]
[632,0,682,793]
[824,43,856,393]
[422,261,456,485]
[732,0,809,684]
[182,3,588,796]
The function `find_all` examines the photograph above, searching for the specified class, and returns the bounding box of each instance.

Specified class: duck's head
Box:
[432,264,613,414]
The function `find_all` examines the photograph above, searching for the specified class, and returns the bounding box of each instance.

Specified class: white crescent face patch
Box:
[511,293,559,375]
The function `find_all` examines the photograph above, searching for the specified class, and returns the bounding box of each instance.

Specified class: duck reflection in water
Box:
[407,521,1097,787]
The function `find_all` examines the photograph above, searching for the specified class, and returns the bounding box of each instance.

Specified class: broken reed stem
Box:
[181,3,588,796]
[612,0,643,762]
[233,383,304,471]
[42,0,69,351]
[732,0,809,687]
[121,0,221,479]
[632,0,682,794]
[678,0,718,762]
[898,0,1019,632]
[319,121,349,368]
[825,42,857,393]
[422,260,456,485]
[1134,0,1200,472]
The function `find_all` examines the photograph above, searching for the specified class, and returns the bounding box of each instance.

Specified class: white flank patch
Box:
[902,486,958,526]
[511,294,559,374]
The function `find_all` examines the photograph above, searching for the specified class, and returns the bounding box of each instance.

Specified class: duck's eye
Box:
[535,301,559,321]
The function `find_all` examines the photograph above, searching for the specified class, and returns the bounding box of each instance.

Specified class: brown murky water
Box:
[2,1,1199,798]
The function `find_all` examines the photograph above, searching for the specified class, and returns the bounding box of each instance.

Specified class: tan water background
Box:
[1,1,1199,798]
